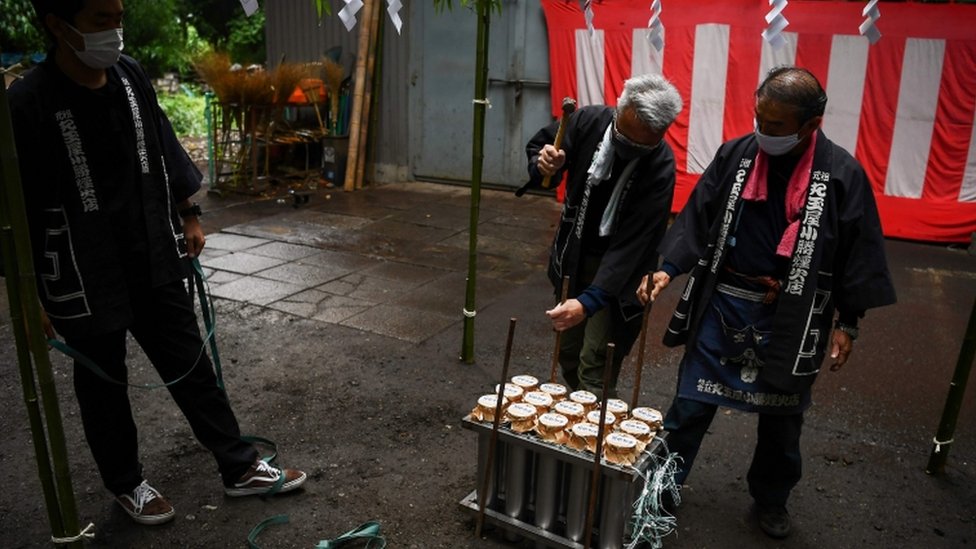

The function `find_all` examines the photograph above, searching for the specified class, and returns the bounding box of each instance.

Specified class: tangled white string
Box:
[625,437,683,549]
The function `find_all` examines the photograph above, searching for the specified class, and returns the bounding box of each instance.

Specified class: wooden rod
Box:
[549,275,571,383]
[583,342,616,548]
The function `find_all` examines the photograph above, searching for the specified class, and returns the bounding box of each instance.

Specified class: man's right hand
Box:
[537,144,566,177]
[637,271,671,305]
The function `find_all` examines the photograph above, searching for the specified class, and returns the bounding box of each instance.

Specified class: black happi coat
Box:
[8,55,201,338]
[524,106,676,320]
[660,131,897,393]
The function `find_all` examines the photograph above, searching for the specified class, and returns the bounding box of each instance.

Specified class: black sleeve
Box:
[658,141,734,273]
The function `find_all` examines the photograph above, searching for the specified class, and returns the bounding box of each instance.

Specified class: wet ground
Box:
[0,180,974,548]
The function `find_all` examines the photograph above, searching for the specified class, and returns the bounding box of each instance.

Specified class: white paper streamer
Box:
[859,0,882,45]
[762,0,789,51]
[387,0,403,34]
[239,0,259,17]
[647,0,664,52]
[580,0,595,36]
[339,0,364,32]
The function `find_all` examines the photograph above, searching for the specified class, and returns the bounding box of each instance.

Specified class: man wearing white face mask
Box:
[636,67,896,538]
[7,0,306,526]
[519,74,683,397]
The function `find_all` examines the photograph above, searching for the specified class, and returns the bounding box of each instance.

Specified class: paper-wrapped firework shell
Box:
[631,407,664,431]
[617,419,653,452]
[538,382,568,402]
[494,383,524,403]
[505,402,539,433]
[569,390,598,412]
[553,400,585,427]
[586,409,617,428]
[535,412,569,444]
[604,432,640,466]
[605,398,629,418]
[470,394,507,422]
[523,391,554,411]
[511,374,539,393]
[567,422,600,453]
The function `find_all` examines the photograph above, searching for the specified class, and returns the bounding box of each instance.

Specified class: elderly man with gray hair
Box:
[519,74,683,397]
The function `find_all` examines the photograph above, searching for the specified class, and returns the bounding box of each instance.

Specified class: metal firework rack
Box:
[459,416,662,549]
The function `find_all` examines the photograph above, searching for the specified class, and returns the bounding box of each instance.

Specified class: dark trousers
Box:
[66,280,257,496]
[664,396,803,507]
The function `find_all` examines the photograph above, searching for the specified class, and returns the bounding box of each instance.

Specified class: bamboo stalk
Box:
[583,343,616,548]
[354,0,383,190]
[549,276,570,383]
[460,0,492,363]
[926,295,976,476]
[364,13,386,185]
[343,0,377,191]
[475,317,518,538]
[0,81,83,547]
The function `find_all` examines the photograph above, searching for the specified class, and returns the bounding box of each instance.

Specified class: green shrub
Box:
[158,89,207,138]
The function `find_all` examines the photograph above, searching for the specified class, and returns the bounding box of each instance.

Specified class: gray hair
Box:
[617,74,683,132]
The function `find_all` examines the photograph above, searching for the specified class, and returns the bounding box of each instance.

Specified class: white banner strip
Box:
[687,23,730,174]
[632,27,664,77]
[885,38,946,198]
[758,31,797,86]
[575,29,606,108]
[822,34,870,155]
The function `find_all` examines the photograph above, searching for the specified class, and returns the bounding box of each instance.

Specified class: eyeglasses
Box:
[612,121,662,152]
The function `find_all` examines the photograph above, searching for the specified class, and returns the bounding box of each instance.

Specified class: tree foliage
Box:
[0,0,263,75]
[0,0,46,56]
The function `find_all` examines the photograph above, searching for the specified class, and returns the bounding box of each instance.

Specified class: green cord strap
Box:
[247,519,386,549]
[315,521,386,549]
[45,258,217,390]
[247,515,290,549]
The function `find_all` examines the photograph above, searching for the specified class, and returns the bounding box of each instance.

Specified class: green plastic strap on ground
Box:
[247,518,385,549]
[315,521,386,549]
[247,514,289,549]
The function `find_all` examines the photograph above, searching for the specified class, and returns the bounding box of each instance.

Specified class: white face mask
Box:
[66,23,124,69]
[754,127,800,156]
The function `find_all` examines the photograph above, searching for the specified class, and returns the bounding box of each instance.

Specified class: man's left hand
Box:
[829,329,854,371]
[183,216,206,258]
[546,299,586,332]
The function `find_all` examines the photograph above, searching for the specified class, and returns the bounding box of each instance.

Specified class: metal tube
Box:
[533,454,560,532]
[926,295,976,475]
[476,318,517,538]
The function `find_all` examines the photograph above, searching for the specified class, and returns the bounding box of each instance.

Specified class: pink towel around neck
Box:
[741,132,818,258]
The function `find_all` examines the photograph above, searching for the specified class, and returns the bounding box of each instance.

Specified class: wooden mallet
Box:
[542,97,577,189]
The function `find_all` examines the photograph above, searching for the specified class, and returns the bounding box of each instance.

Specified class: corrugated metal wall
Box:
[265,1,411,181]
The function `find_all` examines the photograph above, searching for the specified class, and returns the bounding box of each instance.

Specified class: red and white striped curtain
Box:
[541,0,976,243]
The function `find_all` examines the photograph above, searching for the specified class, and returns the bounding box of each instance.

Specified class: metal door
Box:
[409,0,552,188]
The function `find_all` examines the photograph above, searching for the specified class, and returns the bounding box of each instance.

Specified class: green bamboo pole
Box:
[0,77,83,548]
[460,0,491,363]
[926,296,976,476]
